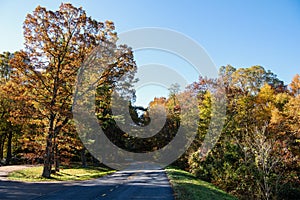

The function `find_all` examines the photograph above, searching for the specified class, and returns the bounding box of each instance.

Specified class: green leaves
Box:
[185,65,300,199]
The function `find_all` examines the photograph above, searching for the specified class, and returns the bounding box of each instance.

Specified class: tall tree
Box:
[10,3,119,177]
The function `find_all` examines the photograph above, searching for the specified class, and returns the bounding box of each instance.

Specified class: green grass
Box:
[166,167,238,200]
[8,165,115,182]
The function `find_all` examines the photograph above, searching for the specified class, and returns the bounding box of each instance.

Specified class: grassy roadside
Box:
[8,165,115,182]
[166,167,237,200]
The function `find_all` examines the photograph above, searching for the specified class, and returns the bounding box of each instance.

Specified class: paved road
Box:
[0,169,174,200]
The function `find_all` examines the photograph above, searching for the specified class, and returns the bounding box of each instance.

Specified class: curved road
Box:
[0,168,174,200]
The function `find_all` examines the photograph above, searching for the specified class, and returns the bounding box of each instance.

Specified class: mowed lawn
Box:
[8,165,115,182]
[166,168,237,200]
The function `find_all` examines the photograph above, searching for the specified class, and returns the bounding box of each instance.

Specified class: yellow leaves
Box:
[284,96,300,125]
[105,20,115,30]
[270,107,282,125]
[31,101,40,110]
[149,97,167,108]
[289,74,300,96]
[254,84,276,119]
[257,83,274,103]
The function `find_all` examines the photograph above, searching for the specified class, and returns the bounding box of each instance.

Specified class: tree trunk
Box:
[80,148,87,168]
[54,138,59,172]
[42,115,68,177]
[42,132,53,178]
[0,135,4,160]
[0,133,7,162]
[5,131,12,165]
[42,115,55,178]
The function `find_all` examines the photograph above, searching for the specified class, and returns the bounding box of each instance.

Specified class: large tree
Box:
[10,3,134,177]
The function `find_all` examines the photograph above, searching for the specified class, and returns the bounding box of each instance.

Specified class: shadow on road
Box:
[0,169,174,200]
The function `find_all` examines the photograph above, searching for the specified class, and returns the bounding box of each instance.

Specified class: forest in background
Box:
[0,3,299,200]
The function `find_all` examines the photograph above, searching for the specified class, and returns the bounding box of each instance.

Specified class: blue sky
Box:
[0,0,299,106]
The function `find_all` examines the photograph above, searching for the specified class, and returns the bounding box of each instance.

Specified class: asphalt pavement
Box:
[0,168,174,200]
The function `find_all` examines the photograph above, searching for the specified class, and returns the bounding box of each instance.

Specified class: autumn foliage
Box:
[0,3,299,200]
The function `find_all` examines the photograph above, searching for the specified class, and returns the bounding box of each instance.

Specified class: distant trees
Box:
[0,51,23,165]
[0,52,13,83]
[186,65,299,199]
[0,53,13,164]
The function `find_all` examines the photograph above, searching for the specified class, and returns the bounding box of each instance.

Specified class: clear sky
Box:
[0,0,299,106]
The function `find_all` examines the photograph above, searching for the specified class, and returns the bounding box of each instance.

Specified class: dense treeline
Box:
[0,3,299,200]
[145,66,299,199]
[184,66,300,200]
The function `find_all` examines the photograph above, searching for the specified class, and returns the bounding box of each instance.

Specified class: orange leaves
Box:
[289,74,300,96]
[105,20,115,30]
